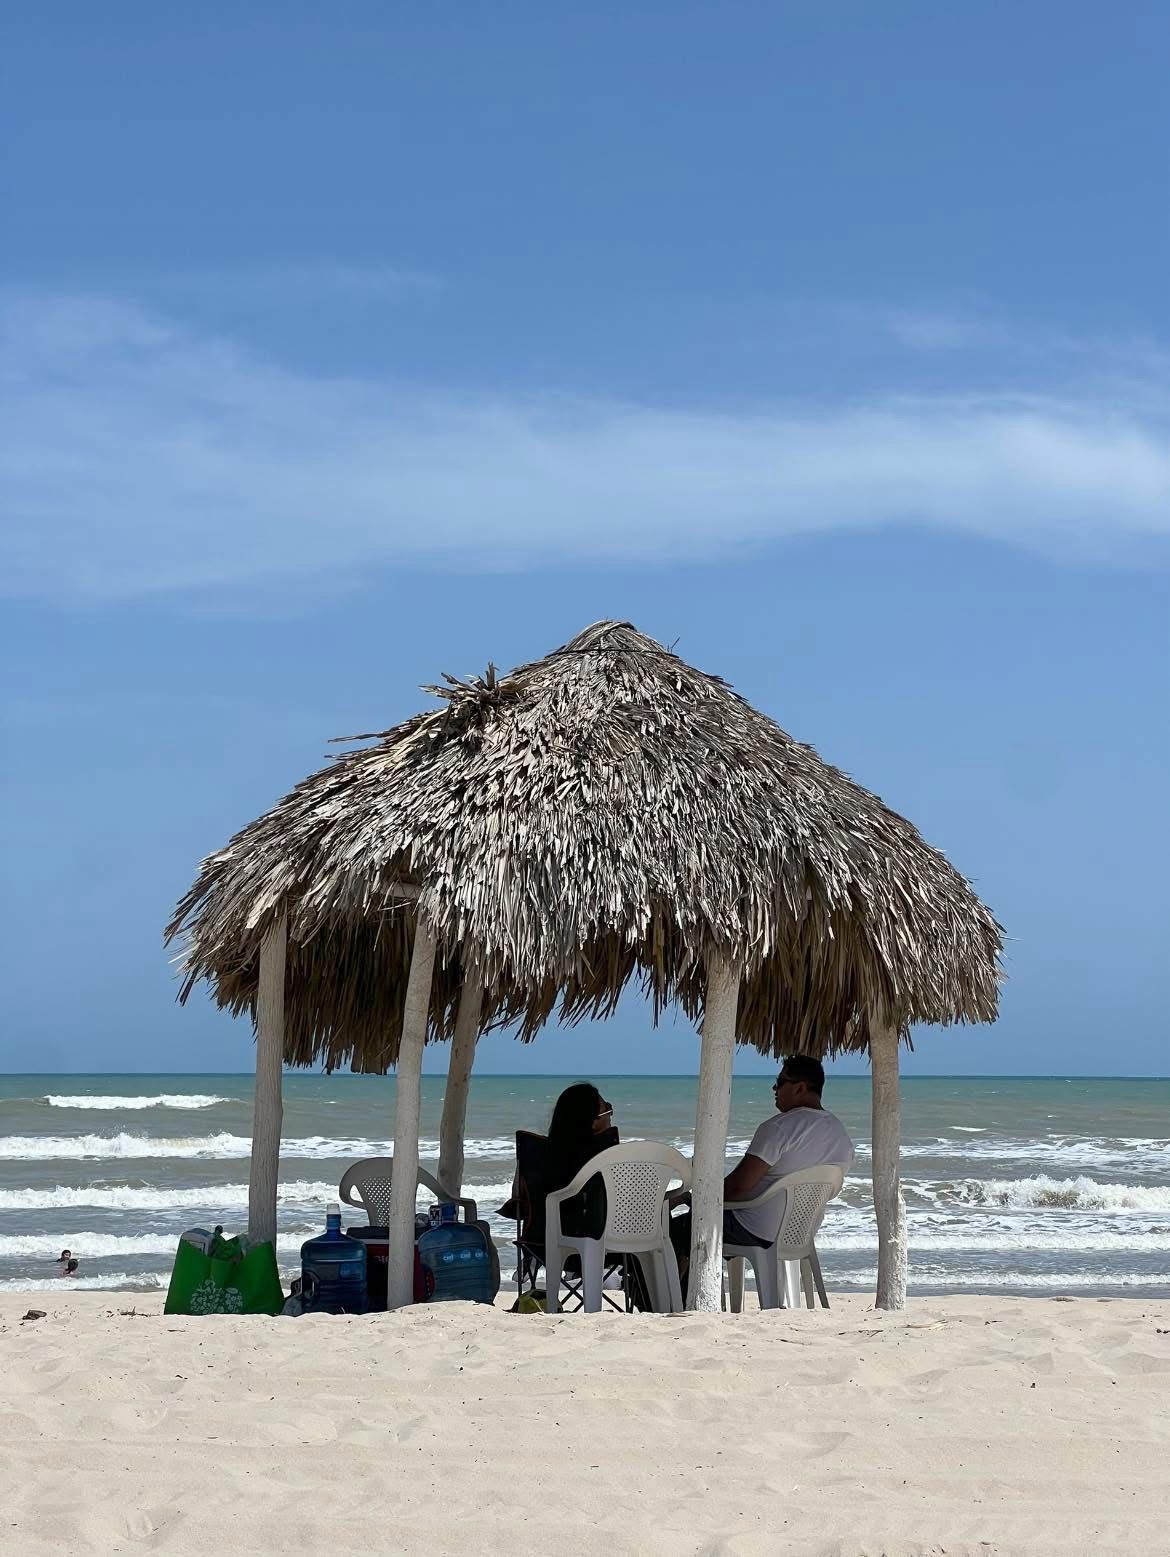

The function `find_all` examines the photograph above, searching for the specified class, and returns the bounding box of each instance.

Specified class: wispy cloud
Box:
[2,291,1167,601]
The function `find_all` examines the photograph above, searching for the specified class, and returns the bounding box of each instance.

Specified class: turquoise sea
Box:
[1,1073,1168,1296]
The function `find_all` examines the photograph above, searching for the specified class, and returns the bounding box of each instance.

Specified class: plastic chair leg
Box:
[809,1246,829,1308]
[655,1246,684,1313]
[545,1244,563,1313]
[801,1258,816,1309]
[781,1260,801,1308]
[637,1249,669,1313]
[581,1240,605,1312]
[754,1251,779,1310]
[727,1256,746,1313]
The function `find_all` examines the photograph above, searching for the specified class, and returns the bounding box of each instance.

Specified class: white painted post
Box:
[386,918,437,1310]
[248,913,286,1247]
[870,1016,907,1310]
[687,951,742,1312]
[438,967,484,1196]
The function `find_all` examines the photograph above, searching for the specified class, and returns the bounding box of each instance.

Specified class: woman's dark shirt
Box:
[548,1125,619,1238]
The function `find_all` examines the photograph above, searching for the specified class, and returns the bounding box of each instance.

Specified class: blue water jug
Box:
[300,1203,368,1314]
[417,1203,494,1304]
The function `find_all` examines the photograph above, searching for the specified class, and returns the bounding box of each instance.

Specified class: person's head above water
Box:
[771,1054,826,1113]
[548,1082,613,1148]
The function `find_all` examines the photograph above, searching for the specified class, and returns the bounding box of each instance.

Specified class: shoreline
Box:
[5,1292,1169,1554]
[7,1276,1170,1301]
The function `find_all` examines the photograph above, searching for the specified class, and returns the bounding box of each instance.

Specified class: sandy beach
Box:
[3,1293,1168,1555]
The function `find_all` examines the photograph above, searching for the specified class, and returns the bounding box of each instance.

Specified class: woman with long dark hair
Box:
[503,1081,618,1244]
[545,1081,617,1204]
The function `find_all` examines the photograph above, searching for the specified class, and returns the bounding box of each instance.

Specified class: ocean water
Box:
[1,1073,1168,1297]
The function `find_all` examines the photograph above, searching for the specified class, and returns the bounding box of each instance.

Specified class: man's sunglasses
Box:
[772,1075,795,1091]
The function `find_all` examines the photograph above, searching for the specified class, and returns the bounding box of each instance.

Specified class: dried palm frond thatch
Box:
[166,621,1002,1068]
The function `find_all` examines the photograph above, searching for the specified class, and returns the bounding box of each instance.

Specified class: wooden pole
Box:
[386,917,437,1310]
[248,913,286,1247]
[438,967,483,1196]
[870,1017,907,1310]
[687,951,741,1311]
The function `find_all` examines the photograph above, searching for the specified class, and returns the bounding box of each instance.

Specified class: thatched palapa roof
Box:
[167,621,1002,1070]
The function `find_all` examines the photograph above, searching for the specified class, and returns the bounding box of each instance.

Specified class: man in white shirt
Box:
[722,1054,853,1246]
[669,1055,853,1283]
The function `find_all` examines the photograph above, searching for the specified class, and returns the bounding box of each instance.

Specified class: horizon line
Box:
[3,1071,1167,1082]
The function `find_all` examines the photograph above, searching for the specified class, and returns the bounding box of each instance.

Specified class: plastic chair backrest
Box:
[751,1165,844,1252]
[338,1156,462,1226]
[579,1142,691,1246]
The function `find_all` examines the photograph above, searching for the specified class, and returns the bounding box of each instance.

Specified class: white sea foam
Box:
[826,1267,1170,1290]
[0,1180,339,1212]
[0,1132,257,1160]
[43,1094,229,1110]
[949,1175,1170,1213]
[896,1136,1170,1172]
[2,1264,1164,1294]
[812,1174,1170,1219]
[0,1273,167,1292]
[0,1133,520,1162]
[816,1209,1170,1253]
[0,1232,310,1259]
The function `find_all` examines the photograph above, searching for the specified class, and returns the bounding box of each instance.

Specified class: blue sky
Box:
[1,5,1167,1076]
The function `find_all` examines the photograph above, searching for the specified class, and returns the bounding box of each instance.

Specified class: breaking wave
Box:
[0,1273,167,1293]
[828,1266,1170,1290]
[0,1133,258,1160]
[0,1232,311,1258]
[950,1175,1170,1213]
[897,1136,1170,1172]
[43,1095,229,1110]
[0,1133,521,1162]
[0,1177,517,1214]
[0,1180,337,1211]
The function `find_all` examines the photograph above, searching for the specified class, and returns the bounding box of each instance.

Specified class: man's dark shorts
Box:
[722,1208,771,1248]
[669,1206,772,1263]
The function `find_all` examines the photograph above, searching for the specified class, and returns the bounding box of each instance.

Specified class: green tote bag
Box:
[164,1228,285,1316]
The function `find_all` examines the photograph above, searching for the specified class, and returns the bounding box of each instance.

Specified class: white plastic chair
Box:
[545,1142,690,1314]
[724,1164,844,1312]
[340,1156,501,1296]
[339,1157,480,1226]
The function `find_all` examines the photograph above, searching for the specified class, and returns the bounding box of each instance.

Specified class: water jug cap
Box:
[439,1201,457,1224]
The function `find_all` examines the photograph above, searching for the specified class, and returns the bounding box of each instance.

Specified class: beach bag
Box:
[164,1227,285,1316]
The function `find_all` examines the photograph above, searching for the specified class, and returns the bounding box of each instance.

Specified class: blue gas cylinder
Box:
[417,1202,494,1304]
[299,1203,367,1314]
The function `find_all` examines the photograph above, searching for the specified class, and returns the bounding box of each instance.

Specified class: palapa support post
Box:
[438,966,484,1196]
[248,913,286,1248]
[386,917,438,1310]
[870,1016,907,1310]
[687,951,742,1311]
